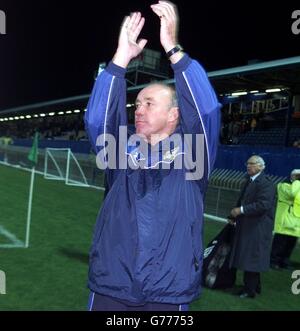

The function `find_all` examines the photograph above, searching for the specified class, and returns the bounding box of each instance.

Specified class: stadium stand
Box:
[1,52,300,179]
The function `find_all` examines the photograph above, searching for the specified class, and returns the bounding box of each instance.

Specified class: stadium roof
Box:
[127,55,300,95]
[1,55,300,116]
[208,55,300,94]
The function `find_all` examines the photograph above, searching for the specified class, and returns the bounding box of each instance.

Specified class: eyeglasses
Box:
[245,162,259,166]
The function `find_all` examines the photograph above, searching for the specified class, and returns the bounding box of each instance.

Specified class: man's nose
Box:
[135,105,145,115]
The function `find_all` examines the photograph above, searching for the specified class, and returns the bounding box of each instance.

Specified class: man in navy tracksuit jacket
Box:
[85,1,220,311]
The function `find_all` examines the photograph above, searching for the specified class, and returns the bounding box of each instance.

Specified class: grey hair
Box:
[169,84,178,108]
[252,155,266,169]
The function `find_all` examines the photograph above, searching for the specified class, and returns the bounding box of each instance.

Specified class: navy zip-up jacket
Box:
[85,54,220,304]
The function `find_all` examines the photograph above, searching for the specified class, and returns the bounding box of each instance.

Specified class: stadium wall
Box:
[215,145,300,177]
[12,139,300,177]
[13,139,91,154]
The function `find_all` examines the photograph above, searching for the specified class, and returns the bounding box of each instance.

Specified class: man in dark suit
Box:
[228,155,276,298]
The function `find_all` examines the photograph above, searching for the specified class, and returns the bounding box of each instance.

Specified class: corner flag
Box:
[25,132,39,248]
[28,132,39,165]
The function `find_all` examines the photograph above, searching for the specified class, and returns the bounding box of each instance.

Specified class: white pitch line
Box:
[0,225,24,247]
[0,243,24,248]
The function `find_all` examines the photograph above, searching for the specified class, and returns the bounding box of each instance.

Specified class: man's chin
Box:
[136,129,144,136]
[135,131,148,141]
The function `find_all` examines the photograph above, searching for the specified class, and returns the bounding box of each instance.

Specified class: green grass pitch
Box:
[0,164,299,310]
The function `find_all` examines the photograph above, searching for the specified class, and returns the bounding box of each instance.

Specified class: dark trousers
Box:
[271,233,298,267]
[88,292,189,311]
[243,271,261,296]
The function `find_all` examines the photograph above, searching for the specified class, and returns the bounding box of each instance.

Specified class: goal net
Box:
[44,148,89,187]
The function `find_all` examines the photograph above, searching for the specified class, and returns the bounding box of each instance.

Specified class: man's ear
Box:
[168,107,179,122]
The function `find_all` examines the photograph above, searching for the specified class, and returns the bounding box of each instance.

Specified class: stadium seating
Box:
[236,127,300,146]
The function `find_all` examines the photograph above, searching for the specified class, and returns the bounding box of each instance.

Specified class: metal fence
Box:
[205,168,286,220]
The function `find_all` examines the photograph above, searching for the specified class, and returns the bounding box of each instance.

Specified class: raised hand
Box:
[113,12,148,68]
[150,1,179,53]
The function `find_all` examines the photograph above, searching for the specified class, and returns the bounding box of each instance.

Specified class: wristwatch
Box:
[166,44,183,58]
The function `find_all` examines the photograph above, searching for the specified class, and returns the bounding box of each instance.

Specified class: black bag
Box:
[202,223,236,289]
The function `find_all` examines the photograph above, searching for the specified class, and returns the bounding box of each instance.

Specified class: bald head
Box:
[145,82,178,108]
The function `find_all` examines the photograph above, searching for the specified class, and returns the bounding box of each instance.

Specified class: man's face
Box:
[246,157,262,176]
[135,85,175,140]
